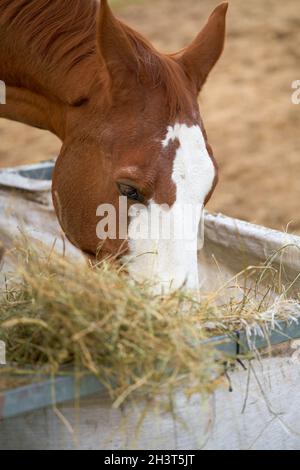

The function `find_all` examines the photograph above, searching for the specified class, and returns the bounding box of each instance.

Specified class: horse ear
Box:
[97,0,139,80]
[178,3,228,92]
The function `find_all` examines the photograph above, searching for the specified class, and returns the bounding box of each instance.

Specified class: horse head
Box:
[52,0,228,293]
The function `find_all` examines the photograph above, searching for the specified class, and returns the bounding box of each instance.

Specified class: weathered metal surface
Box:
[0,375,103,421]
[1,354,300,450]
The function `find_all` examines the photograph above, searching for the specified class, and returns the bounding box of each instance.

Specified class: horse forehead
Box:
[160,122,215,204]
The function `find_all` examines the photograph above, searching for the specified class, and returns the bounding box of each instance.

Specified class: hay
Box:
[0,238,299,406]
[0,239,224,404]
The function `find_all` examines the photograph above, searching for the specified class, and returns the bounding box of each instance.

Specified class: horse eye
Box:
[117,183,142,202]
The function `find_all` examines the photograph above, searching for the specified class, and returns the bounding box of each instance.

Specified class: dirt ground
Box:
[0,0,300,233]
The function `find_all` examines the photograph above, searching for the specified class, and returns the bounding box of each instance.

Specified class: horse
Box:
[0,0,228,292]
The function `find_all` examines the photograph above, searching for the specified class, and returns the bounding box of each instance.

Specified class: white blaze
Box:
[125,123,215,294]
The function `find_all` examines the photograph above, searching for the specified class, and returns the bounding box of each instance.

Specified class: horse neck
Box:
[0,0,99,139]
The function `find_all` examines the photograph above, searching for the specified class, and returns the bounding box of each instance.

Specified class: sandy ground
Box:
[0,0,300,233]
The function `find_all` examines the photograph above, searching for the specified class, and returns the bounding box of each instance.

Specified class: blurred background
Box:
[0,0,299,232]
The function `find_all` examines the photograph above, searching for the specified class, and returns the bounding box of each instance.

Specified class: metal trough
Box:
[1,161,300,450]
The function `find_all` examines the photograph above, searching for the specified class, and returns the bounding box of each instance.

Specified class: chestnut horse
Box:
[0,0,228,292]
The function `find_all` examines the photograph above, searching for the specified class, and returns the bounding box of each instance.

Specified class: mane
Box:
[0,0,190,118]
[0,0,97,73]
